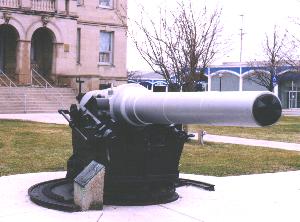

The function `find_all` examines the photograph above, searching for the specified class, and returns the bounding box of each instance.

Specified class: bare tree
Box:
[130,0,224,91]
[246,27,297,92]
[127,70,141,79]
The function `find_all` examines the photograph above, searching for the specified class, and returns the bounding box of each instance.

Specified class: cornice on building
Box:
[0,7,78,20]
[77,19,127,29]
[59,74,127,80]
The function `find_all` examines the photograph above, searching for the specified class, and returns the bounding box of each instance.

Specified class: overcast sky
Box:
[127,0,300,71]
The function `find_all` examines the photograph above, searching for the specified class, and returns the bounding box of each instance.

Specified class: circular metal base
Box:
[28,178,179,212]
[28,179,80,212]
[104,182,179,206]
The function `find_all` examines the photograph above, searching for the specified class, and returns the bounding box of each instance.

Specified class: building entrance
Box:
[31,27,54,79]
[288,91,300,109]
[0,35,3,71]
[0,25,19,79]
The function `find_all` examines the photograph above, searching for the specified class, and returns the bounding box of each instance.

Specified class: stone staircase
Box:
[0,87,78,114]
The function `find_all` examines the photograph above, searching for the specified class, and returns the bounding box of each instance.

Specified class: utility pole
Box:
[239,14,245,91]
[239,14,244,63]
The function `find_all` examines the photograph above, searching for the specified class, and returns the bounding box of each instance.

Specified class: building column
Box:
[274,85,279,97]
[16,40,31,84]
[21,0,32,9]
[52,42,64,76]
[57,0,66,14]
[69,0,78,16]
[239,75,243,91]
[207,75,211,91]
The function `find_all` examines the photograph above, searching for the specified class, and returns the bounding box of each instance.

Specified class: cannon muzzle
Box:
[80,84,282,127]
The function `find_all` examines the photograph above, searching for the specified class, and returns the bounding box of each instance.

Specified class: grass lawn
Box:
[0,119,299,177]
[189,116,300,143]
[180,141,300,176]
[0,120,72,176]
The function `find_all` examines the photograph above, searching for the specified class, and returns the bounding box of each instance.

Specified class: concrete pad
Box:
[0,171,299,222]
[0,113,68,125]
[179,172,300,222]
[0,172,101,222]
[204,134,300,151]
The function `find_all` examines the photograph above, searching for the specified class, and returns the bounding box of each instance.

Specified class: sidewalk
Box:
[0,171,299,222]
[204,134,300,152]
[0,113,68,125]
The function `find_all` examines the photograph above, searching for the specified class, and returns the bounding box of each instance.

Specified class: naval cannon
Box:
[29,83,282,211]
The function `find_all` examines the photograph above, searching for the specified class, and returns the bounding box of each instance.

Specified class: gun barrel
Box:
[80,84,282,127]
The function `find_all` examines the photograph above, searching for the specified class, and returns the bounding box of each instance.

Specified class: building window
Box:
[99,0,113,8]
[76,28,81,64]
[99,31,113,65]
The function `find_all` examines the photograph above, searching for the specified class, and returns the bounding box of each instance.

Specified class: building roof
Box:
[278,72,300,81]
[129,71,165,80]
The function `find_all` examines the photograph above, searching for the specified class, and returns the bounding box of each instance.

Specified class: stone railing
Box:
[0,0,20,8]
[31,0,56,12]
[0,0,77,15]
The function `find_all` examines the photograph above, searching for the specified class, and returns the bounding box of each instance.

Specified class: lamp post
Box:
[218,73,223,92]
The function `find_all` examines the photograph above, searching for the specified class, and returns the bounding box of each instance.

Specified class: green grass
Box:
[0,120,72,176]
[180,141,300,176]
[188,116,300,143]
[0,119,300,177]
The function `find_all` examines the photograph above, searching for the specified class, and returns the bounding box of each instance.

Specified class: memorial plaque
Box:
[74,161,105,211]
[74,161,104,187]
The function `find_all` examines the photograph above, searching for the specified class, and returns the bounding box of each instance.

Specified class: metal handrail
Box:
[31,68,67,109]
[0,69,17,87]
[0,70,26,112]
[0,77,8,87]
[31,68,53,88]
[32,74,44,87]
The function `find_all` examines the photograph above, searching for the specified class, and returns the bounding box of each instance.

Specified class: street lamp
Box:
[218,73,223,92]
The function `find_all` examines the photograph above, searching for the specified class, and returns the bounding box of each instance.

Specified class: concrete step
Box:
[0,87,76,93]
[0,96,76,103]
[0,87,77,113]
[0,110,62,114]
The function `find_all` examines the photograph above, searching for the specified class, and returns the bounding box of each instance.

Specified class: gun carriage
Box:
[29,83,282,211]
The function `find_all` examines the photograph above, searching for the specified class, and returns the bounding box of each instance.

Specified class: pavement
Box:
[0,113,68,125]
[0,113,299,222]
[0,171,299,222]
[204,134,300,152]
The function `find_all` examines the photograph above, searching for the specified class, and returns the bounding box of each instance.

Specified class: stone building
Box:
[0,0,127,91]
